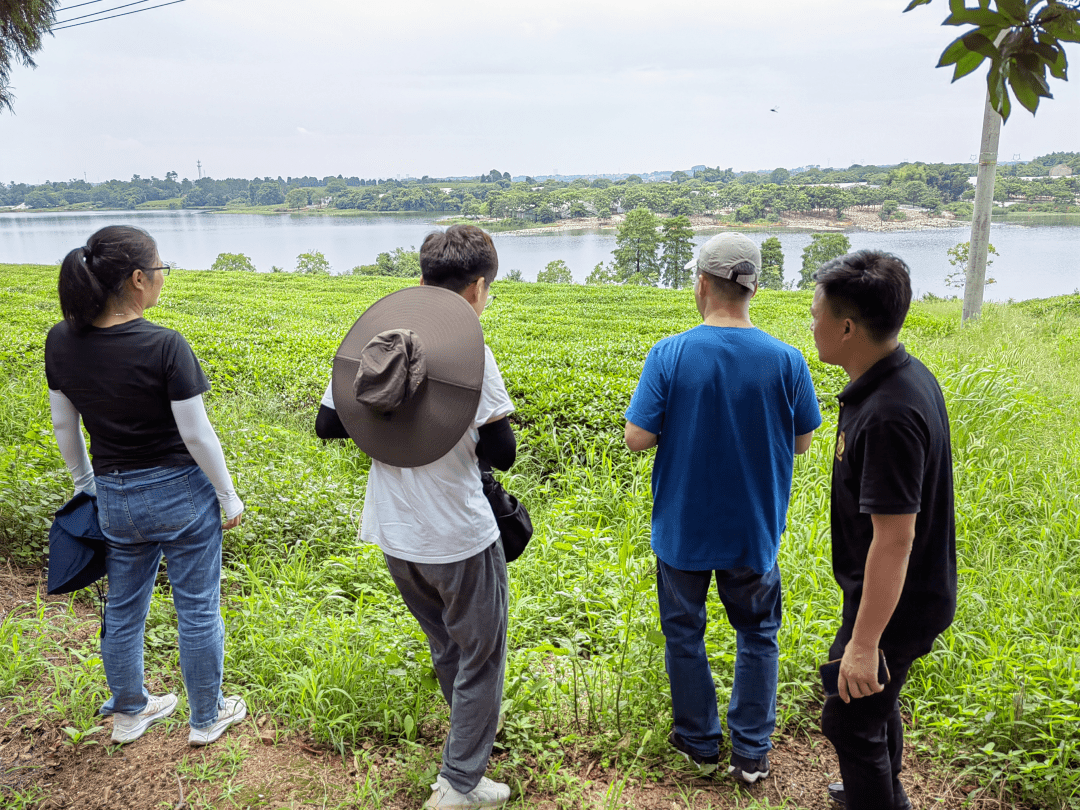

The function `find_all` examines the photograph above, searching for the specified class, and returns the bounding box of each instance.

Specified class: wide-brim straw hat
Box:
[332,285,484,468]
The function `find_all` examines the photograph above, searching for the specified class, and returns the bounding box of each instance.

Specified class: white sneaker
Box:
[188,696,247,746]
[423,774,510,808]
[110,693,178,744]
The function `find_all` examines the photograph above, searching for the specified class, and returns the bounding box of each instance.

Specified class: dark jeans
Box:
[821,629,916,810]
[656,558,782,760]
[383,541,508,795]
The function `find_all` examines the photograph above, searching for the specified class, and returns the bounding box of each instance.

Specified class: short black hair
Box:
[419,225,498,293]
[700,261,755,303]
[813,250,911,343]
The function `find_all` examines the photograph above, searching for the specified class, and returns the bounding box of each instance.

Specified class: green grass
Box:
[988,210,1080,225]
[2,265,1079,808]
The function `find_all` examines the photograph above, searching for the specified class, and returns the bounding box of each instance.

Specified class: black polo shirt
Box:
[831,344,956,657]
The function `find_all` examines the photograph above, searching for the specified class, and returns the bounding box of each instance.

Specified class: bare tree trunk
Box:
[963,35,1006,324]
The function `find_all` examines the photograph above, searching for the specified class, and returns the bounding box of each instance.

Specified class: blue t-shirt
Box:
[625,325,822,573]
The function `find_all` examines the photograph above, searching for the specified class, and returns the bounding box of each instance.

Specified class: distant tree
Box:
[670,171,690,184]
[537,259,572,284]
[659,215,694,289]
[613,207,661,285]
[569,200,589,218]
[626,174,643,184]
[285,188,309,210]
[586,261,619,285]
[537,206,558,224]
[352,247,420,278]
[735,205,755,223]
[669,197,694,217]
[1,0,59,113]
[591,177,613,189]
[182,185,207,208]
[880,199,900,220]
[296,250,331,275]
[799,233,851,289]
[255,182,285,206]
[211,253,257,272]
[503,269,524,281]
[945,241,997,288]
[759,237,785,290]
[769,167,790,185]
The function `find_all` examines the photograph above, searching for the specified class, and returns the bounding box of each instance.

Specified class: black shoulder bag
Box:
[480,468,533,562]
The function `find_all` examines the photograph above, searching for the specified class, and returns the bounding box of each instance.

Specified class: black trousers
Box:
[821,631,916,810]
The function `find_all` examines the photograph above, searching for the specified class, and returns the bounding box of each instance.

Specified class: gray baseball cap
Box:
[685,232,761,290]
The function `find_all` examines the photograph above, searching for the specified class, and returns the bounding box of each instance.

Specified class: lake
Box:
[2,209,1078,301]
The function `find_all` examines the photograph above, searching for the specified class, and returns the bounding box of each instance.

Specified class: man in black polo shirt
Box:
[809,250,956,810]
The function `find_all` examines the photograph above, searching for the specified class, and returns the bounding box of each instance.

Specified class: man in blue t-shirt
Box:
[625,232,821,784]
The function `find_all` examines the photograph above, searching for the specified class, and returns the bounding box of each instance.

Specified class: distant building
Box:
[1049,164,1074,177]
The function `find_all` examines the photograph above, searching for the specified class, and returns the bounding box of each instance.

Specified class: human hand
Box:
[838,641,885,703]
[223,511,243,531]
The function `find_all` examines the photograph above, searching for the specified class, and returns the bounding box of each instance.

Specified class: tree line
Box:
[4,155,1077,217]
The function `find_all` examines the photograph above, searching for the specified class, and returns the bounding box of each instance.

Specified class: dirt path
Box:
[0,565,999,809]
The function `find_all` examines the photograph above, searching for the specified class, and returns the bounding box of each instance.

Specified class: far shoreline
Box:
[3,205,1078,233]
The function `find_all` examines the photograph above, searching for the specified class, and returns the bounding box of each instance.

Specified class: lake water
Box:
[2,209,1078,301]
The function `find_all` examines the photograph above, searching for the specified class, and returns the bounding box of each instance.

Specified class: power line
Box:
[55,0,152,26]
[56,0,114,11]
[53,0,186,31]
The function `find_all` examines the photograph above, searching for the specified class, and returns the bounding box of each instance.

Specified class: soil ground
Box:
[0,564,1005,809]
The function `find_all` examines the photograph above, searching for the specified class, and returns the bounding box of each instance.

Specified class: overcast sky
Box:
[2,0,1077,184]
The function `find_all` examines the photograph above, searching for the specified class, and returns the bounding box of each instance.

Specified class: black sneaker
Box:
[668,732,719,775]
[728,751,770,784]
[828,781,911,810]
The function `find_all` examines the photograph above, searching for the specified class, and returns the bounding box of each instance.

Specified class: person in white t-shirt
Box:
[316,225,517,810]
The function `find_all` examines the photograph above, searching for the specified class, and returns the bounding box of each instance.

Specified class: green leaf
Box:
[987,63,1013,121]
[1041,14,1080,44]
[952,48,990,80]
[944,7,1008,27]
[646,629,666,647]
[996,0,1028,24]
[1046,44,1068,79]
[1008,69,1044,113]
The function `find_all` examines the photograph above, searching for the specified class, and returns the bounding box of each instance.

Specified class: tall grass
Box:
[2,265,1078,807]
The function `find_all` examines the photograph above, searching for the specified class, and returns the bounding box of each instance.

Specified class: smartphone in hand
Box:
[820,649,890,698]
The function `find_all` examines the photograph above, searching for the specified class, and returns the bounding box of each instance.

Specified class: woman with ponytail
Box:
[46,225,247,746]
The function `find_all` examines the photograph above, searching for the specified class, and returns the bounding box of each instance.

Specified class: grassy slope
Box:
[1,265,1078,807]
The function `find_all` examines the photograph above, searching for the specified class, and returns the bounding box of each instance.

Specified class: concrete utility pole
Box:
[963,32,1007,324]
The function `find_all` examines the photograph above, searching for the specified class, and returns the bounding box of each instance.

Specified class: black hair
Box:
[701,261,756,303]
[813,250,911,343]
[58,225,159,330]
[419,225,499,293]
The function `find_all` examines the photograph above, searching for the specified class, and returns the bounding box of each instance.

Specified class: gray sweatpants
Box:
[383,540,508,794]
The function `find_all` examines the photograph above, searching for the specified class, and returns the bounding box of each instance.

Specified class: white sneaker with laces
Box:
[188,695,247,746]
[110,693,178,744]
[423,774,510,808]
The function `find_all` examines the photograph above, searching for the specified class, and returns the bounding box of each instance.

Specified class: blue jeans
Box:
[95,465,225,729]
[656,558,782,760]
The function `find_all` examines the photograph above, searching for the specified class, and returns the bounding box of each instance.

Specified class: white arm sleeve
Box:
[170,395,244,520]
[48,389,96,496]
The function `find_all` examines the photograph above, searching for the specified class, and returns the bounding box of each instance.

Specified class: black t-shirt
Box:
[830,344,957,656]
[45,319,210,475]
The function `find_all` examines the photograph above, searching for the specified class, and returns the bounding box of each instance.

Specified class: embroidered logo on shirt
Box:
[835,430,846,461]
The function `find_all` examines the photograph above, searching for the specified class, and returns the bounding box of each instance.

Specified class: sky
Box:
[1,0,1078,184]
